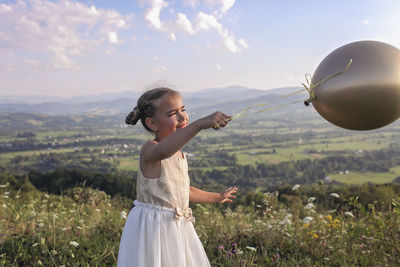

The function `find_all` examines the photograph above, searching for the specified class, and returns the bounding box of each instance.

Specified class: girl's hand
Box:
[218,186,238,203]
[196,112,232,130]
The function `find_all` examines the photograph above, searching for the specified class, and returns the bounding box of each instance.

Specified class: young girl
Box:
[117,87,238,267]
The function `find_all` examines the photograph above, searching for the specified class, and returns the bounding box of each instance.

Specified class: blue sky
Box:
[1,0,399,97]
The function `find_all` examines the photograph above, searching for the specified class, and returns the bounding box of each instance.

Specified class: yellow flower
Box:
[312,233,319,239]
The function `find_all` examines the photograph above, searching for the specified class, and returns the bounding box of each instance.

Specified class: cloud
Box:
[0,0,130,70]
[169,32,176,41]
[144,0,168,30]
[195,11,247,53]
[176,13,195,34]
[216,63,222,70]
[204,0,235,16]
[141,0,247,54]
[219,0,235,15]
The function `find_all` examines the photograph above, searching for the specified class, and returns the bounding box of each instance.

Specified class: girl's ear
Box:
[145,117,159,132]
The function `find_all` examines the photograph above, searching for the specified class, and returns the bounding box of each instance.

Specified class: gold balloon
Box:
[310,40,400,130]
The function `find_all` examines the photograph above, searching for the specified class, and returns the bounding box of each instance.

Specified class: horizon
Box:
[1,0,399,97]
[0,84,302,99]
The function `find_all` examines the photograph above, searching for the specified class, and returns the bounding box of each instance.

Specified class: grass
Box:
[330,166,400,185]
[1,185,400,266]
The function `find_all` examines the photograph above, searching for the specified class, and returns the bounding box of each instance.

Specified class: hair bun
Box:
[125,106,141,125]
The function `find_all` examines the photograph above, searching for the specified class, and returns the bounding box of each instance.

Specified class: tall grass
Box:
[1,184,400,266]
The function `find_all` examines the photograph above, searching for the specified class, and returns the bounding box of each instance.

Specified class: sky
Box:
[1,0,400,97]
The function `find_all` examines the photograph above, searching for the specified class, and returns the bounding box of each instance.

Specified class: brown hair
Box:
[125,87,179,132]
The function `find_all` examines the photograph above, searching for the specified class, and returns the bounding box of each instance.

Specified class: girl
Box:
[117,87,238,267]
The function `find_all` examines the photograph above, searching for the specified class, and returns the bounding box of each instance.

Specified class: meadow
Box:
[2,112,400,266]
[1,183,400,266]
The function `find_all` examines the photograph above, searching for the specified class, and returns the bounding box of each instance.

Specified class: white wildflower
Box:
[344,211,354,217]
[69,241,79,248]
[44,194,50,198]
[96,209,101,212]
[304,203,314,210]
[32,243,39,247]
[246,246,257,252]
[308,197,316,202]
[76,226,82,230]
[0,183,8,188]
[329,193,340,198]
[292,184,300,191]
[38,223,44,228]
[120,211,127,219]
[303,216,313,224]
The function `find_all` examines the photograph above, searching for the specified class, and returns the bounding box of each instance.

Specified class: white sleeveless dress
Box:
[117,152,211,267]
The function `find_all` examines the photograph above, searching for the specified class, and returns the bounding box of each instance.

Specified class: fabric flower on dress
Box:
[175,207,195,223]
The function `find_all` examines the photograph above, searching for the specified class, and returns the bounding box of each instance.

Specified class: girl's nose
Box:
[178,111,187,121]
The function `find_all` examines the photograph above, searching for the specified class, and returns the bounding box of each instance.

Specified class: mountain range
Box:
[0,85,317,119]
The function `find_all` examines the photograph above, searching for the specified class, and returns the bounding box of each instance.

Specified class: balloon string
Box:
[212,88,307,128]
[303,59,353,101]
[212,59,352,129]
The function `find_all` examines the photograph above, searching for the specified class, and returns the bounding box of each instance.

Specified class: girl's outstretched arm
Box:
[189,186,238,203]
[142,112,231,162]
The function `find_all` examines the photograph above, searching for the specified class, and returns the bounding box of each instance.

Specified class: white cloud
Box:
[239,38,249,49]
[141,0,247,54]
[363,20,369,24]
[220,0,235,15]
[195,11,247,53]
[0,0,130,70]
[204,0,235,16]
[176,13,194,34]
[216,63,222,70]
[144,0,168,30]
[169,32,176,41]
[224,36,239,53]
[108,32,121,44]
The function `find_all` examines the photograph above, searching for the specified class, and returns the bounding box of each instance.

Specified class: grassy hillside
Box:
[1,183,400,266]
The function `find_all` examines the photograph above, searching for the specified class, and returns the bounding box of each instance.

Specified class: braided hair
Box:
[125,87,179,132]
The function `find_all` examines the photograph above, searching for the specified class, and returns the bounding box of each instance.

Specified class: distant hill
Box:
[0,85,313,118]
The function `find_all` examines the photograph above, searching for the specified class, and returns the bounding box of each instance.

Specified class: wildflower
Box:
[218,245,224,250]
[236,250,244,255]
[304,203,314,210]
[292,184,300,191]
[329,193,340,198]
[38,223,44,228]
[246,246,257,252]
[344,211,354,217]
[0,183,8,188]
[32,243,39,247]
[308,197,316,202]
[44,194,50,198]
[312,233,319,239]
[120,211,127,219]
[69,241,79,248]
[303,216,313,224]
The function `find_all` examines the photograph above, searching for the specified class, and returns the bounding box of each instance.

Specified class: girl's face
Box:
[152,93,189,141]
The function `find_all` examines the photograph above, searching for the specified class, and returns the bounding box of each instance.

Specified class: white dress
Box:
[117,152,211,267]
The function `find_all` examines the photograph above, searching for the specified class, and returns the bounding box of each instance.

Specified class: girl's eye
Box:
[168,112,176,117]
